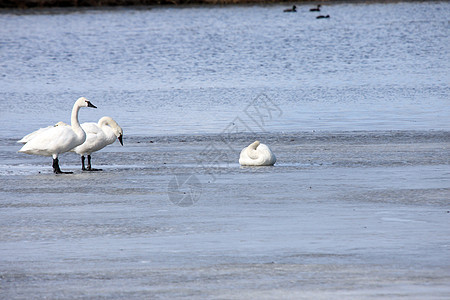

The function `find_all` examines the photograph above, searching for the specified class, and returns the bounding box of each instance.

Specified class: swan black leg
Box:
[86,155,102,171]
[81,156,87,171]
[53,157,73,174]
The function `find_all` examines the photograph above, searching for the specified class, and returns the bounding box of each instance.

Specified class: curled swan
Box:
[239,141,276,166]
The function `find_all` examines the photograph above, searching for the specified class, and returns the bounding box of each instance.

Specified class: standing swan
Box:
[19,97,97,174]
[72,116,123,171]
[239,141,276,166]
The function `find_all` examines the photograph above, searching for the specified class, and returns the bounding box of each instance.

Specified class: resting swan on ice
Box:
[18,97,97,174]
[239,141,276,166]
[72,116,123,171]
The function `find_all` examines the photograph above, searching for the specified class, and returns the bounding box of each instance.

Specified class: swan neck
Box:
[71,102,84,138]
[98,117,121,138]
[250,141,260,150]
[246,146,259,159]
[98,117,110,127]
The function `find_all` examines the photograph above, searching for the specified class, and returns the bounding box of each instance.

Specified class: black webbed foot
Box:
[53,157,73,174]
[86,167,102,172]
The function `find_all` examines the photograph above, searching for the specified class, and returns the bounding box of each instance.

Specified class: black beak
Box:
[118,134,123,146]
[87,101,97,108]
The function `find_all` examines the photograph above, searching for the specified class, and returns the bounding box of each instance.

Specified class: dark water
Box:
[1,2,450,299]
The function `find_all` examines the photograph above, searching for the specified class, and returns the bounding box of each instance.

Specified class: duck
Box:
[18,97,97,174]
[239,141,276,166]
[310,4,321,12]
[284,5,297,13]
[316,15,330,19]
[72,116,123,171]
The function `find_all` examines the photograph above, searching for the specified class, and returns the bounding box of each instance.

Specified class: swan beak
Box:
[118,134,123,146]
[87,101,97,108]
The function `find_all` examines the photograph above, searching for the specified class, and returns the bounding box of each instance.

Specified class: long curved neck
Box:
[98,117,117,143]
[247,141,260,159]
[71,103,85,139]
[98,117,110,128]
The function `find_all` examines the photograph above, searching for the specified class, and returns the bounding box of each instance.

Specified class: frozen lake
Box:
[1,2,449,299]
[1,131,450,298]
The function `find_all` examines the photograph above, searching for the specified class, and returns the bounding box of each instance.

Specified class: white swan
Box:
[17,121,68,144]
[239,141,276,166]
[18,97,97,174]
[72,116,123,171]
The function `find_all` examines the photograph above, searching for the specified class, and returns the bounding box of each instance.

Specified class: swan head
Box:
[99,116,123,146]
[76,97,97,108]
[54,121,68,127]
[114,124,124,146]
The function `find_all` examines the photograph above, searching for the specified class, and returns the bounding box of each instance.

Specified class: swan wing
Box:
[17,126,55,144]
[18,122,69,144]
[81,122,101,135]
[73,123,109,155]
[257,144,277,166]
[19,126,83,156]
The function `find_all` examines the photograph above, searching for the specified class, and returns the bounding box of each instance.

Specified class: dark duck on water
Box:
[310,4,321,12]
[283,5,297,13]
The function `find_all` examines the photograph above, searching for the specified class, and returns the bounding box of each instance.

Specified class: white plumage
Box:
[239,141,276,166]
[17,121,68,144]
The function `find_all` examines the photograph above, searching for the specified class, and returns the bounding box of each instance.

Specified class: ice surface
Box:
[1,131,449,299]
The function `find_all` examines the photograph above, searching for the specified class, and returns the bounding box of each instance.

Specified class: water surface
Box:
[1,2,449,299]
[0,2,448,137]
